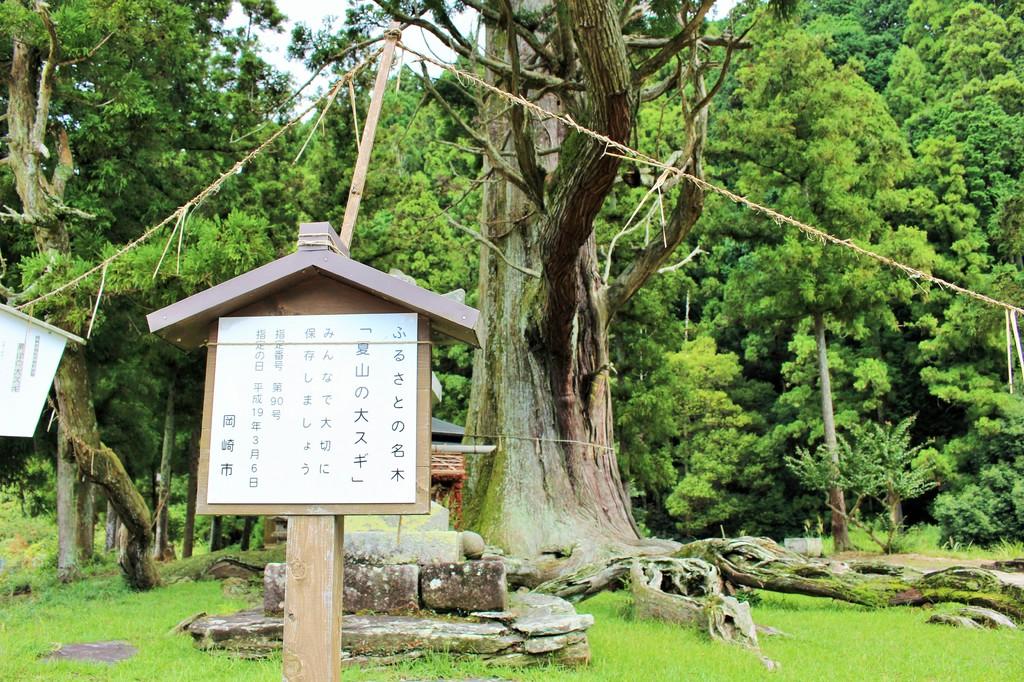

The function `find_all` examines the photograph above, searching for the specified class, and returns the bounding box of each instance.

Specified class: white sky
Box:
[229,0,740,93]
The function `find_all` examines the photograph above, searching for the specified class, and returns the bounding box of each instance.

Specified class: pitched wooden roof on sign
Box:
[147,222,480,350]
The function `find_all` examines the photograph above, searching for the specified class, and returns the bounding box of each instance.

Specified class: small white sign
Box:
[0,306,72,437]
[207,313,419,505]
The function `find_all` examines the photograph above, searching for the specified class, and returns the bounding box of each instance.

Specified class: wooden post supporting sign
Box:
[283,516,345,681]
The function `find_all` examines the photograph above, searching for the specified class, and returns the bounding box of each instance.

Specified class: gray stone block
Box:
[421,560,507,612]
[266,562,420,615]
[263,563,286,616]
[783,537,823,557]
[344,615,522,655]
[510,612,594,636]
[268,561,423,614]
[344,564,420,614]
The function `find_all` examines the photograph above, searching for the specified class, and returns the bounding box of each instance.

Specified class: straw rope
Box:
[401,44,1024,316]
[14,47,384,311]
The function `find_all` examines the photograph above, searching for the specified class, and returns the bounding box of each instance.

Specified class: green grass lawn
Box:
[2,573,1022,681]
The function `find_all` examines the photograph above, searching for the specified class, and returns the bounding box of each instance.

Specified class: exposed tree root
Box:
[530,536,1024,660]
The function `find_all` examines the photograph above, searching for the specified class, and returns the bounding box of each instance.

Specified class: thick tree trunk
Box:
[182,424,200,558]
[462,0,646,562]
[813,313,851,551]
[464,233,643,558]
[56,424,78,582]
[154,381,175,560]
[75,479,95,561]
[400,0,710,567]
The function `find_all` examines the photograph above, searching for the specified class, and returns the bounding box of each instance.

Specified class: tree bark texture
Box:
[240,516,255,552]
[56,424,79,582]
[154,381,175,560]
[54,347,160,589]
[6,14,159,589]
[210,516,224,552]
[460,0,708,563]
[75,478,95,561]
[813,314,851,551]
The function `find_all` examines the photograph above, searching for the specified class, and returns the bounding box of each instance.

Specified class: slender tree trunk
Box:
[56,424,79,582]
[240,516,255,551]
[813,313,851,551]
[887,487,904,530]
[75,479,94,561]
[210,516,223,552]
[105,498,120,553]
[182,424,200,559]
[154,381,175,560]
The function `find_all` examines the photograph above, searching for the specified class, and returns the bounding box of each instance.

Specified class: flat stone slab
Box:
[188,593,592,667]
[346,530,461,564]
[507,592,593,636]
[45,641,138,664]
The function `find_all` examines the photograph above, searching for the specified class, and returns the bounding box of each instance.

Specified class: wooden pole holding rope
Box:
[339,23,402,250]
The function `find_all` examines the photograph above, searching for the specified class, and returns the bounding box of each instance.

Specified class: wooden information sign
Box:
[148,222,479,681]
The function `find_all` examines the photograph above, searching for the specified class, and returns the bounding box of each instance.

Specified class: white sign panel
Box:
[207,313,419,505]
[0,306,70,437]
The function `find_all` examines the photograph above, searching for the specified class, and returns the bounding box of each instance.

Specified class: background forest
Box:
[2,0,1024,585]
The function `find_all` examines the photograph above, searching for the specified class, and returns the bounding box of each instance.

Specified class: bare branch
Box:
[633,0,716,83]
[657,245,704,273]
[446,215,540,278]
[378,2,578,91]
[462,0,560,69]
[414,65,535,201]
[501,0,546,208]
[603,174,705,318]
[626,34,752,50]
[640,60,681,103]
[686,38,738,121]
[31,1,60,155]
